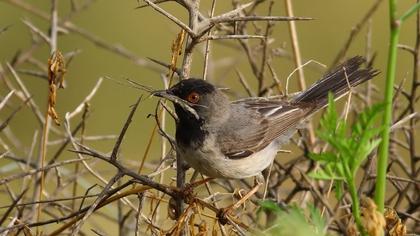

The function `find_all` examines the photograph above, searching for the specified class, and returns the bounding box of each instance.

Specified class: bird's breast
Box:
[175,119,207,150]
[177,135,279,179]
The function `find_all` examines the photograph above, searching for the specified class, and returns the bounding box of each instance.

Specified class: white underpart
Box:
[179,136,280,179]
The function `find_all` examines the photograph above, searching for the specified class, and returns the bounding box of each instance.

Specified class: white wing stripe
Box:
[263,106,283,117]
[276,108,299,117]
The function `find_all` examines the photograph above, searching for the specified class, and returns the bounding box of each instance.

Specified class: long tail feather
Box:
[292,56,379,107]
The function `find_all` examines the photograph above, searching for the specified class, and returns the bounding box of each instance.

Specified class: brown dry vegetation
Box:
[0,0,419,235]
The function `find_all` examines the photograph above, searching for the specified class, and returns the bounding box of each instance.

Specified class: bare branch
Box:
[0,90,15,111]
[198,34,264,42]
[143,0,195,36]
[72,172,124,234]
[22,19,51,44]
[0,158,90,185]
[111,96,142,161]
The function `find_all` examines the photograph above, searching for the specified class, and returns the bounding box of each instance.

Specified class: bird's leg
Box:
[218,175,264,224]
[183,177,214,196]
[188,177,214,188]
[176,177,214,204]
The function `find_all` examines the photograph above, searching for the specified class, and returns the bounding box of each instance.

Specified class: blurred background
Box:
[0,0,417,160]
[0,0,415,160]
[0,0,419,235]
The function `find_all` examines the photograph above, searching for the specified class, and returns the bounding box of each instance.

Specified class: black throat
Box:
[174,105,207,150]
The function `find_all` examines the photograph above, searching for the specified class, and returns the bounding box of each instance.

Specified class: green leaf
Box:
[351,138,381,172]
[308,204,327,233]
[309,99,384,227]
[308,152,337,162]
[257,204,328,236]
[350,104,384,171]
[308,169,345,180]
[334,180,344,199]
[258,200,283,215]
[334,161,346,180]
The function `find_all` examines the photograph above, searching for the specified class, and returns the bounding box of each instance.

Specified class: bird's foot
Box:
[188,177,214,189]
[174,177,214,203]
[217,180,262,225]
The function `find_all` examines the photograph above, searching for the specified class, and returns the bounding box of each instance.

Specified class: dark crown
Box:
[169,78,216,98]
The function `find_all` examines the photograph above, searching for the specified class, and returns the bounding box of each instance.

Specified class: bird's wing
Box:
[217,97,314,159]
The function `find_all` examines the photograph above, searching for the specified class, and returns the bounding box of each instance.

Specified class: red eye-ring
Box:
[186,92,200,104]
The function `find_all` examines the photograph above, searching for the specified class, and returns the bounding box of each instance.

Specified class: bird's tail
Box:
[292,56,378,108]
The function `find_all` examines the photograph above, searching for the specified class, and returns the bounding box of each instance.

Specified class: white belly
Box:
[179,142,278,179]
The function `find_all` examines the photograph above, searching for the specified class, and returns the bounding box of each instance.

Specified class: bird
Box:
[153,56,378,179]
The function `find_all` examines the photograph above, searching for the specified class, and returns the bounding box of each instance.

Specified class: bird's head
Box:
[153,78,229,124]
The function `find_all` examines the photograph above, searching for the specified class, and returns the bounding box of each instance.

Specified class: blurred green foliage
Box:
[257,200,328,236]
[308,94,383,235]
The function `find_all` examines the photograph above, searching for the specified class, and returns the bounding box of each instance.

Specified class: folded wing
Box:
[217,98,314,159]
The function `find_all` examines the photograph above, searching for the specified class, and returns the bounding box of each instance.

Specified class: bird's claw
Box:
[217,207,232,225]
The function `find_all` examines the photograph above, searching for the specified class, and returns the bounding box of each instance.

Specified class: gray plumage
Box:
[153,56,378,179]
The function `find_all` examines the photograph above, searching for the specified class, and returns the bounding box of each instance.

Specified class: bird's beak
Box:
[152,89,170,97]
[151,89,200,120]
[151,89,177,102]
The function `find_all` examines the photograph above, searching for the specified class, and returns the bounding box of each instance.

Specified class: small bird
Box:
[153,56,378,179]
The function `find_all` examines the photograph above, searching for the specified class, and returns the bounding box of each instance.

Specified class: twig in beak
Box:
[126,79,155,93]
[152,90,200,120]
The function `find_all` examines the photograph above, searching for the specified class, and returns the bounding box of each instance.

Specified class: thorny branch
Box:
[0,0,418,235]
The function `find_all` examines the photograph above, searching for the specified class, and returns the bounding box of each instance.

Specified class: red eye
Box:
[186,92,200,104]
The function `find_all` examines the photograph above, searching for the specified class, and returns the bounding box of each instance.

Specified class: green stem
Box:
[400,2,420,22]
[375,0,400,213]
[340,155,367,236]
[348,176,367,236]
